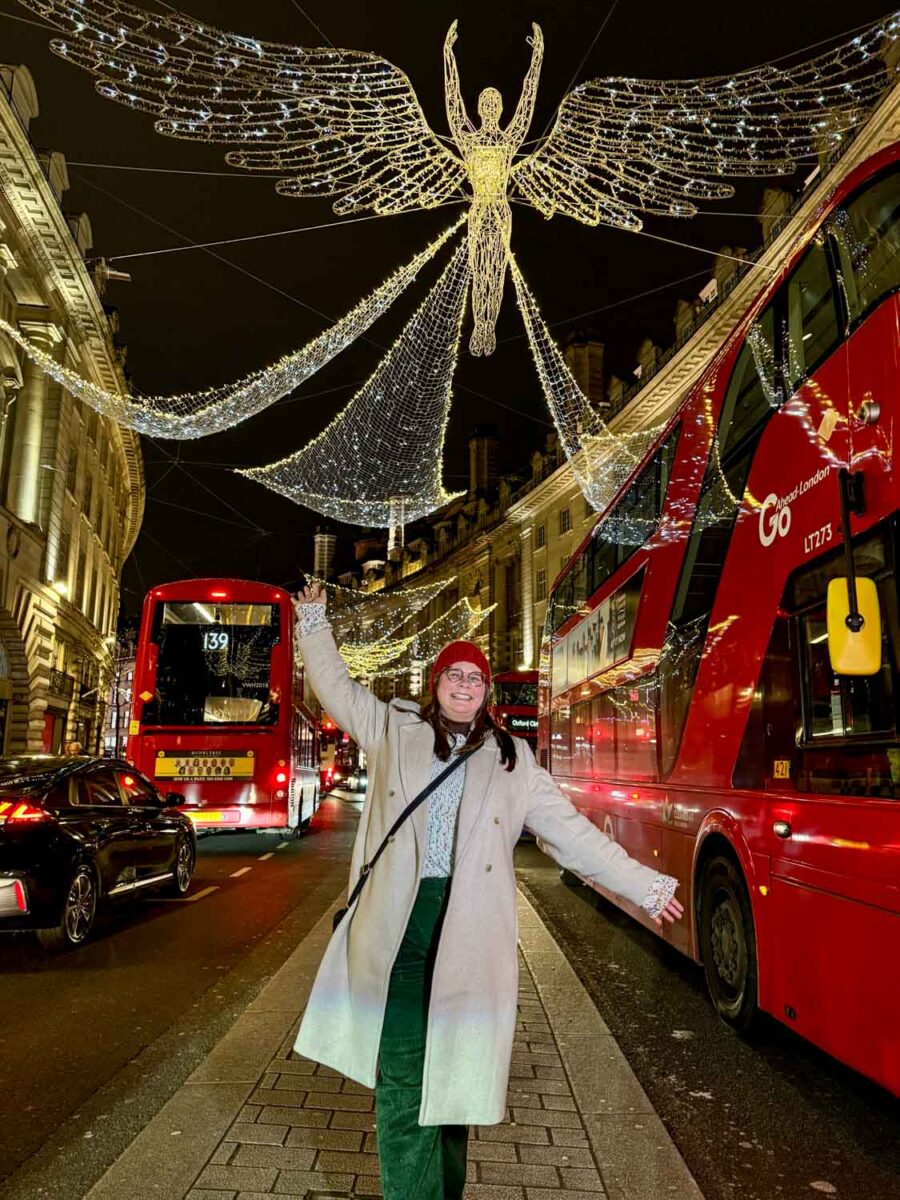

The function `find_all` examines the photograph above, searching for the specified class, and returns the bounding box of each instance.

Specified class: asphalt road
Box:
[516,844,900,1200]
[2,796,897,1200]
[0,789,361,1200]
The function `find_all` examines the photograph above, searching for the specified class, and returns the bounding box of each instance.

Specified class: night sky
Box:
[0,0,890,614]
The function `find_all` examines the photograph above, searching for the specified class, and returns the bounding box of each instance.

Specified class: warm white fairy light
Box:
[510,253,664,513]
[367,598,496,680]
[20,4,897,359]
[0,218,463,438]
[308,574,453,649]
[238,241,470,526]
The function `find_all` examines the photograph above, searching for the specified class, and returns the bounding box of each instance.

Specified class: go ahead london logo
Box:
[758,466,830,548]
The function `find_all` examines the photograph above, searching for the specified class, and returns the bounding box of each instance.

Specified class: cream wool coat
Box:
[295,622,663,1126]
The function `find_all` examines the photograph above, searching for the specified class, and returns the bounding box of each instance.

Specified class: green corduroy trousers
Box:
[375,877,469,1199]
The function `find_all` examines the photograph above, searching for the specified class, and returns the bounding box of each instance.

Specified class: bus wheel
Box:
[698,855,758,1033]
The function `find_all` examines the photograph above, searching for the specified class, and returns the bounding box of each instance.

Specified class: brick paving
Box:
[185,951,607,1200]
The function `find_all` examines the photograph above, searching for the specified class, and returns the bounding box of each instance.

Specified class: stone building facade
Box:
[0,65,144,753]
[347,76,900,699]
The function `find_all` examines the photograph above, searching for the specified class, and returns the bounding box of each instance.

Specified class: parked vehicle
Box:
[0,756,196,951]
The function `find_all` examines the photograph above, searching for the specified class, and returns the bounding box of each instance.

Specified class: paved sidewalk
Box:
[82,893,704,1200]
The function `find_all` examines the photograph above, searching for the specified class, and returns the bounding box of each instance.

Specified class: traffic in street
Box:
[2,789,898,1200]
[0,792,361,1200]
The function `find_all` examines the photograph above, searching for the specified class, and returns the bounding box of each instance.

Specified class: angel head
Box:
[477,87,504,130]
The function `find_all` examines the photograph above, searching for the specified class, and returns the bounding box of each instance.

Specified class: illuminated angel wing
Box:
[19,0,466,214]
[513,13,899,230]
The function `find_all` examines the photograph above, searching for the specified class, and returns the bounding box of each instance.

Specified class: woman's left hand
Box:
[654,896,685,928]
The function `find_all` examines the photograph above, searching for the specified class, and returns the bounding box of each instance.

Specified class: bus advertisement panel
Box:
[538,148,900,1097]
[127,579,319,834]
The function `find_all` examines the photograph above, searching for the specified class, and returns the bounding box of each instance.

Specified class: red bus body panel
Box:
[539,146,900,1096]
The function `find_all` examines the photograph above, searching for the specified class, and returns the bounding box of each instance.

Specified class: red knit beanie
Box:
[431,640,492,692]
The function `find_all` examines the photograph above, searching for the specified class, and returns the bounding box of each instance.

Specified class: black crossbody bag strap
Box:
[332,750,470,931]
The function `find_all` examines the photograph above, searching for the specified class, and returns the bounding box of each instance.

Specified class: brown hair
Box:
[418,685,517,772]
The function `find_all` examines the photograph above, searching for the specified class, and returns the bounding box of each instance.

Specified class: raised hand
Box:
[294,584,327,609]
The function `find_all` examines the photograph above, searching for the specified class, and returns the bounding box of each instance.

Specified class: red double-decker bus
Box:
[127,579,320,834]
[492,669,539,749]
[538,146,900,1095]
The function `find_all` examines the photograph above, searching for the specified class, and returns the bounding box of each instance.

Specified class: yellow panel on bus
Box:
[155,750,255,781]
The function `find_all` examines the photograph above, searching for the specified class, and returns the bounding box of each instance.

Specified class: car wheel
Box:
[698,854,759,1033]
[163,835,195,897]
[36,864,97,952]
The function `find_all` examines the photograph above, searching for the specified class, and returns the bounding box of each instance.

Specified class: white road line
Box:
[276,841,290,850]
[186,885,219,902]
[230,867,252,878]
[149,885,219,904]
[258,852,274,861]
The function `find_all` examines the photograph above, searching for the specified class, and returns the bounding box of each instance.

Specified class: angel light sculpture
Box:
[17,1,898,359]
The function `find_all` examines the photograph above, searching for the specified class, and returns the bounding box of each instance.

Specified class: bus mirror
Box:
[826,577,882,676]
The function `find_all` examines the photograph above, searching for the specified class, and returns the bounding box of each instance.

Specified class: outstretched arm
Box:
[444,20,473,142]
[506,23,544,146]
[293,585,388,755]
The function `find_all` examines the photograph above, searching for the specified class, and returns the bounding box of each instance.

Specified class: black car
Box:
[0,756,197,951]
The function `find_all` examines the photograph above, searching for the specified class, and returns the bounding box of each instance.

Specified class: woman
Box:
[293,584,683,1200]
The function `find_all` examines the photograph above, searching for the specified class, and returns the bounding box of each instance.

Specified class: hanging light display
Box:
[237,242,470,526]
[17,2,898,359]
[0,217,463,438]
[367,598,496,680]
[510,254,665,512]
[309,571,453,648]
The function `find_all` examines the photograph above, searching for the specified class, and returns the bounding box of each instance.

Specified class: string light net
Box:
[305,575,455,674]
[367,598,496,681]
[510,254,663,513]
[18,3,900,355]
[239,240,470,526]
[0,217,463,438]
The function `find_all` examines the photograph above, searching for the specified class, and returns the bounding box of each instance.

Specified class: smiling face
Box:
[435,660,488,726]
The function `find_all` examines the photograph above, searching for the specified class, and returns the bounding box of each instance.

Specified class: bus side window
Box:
[830,166,900,329]
[785,237,841,393]
[550,705,572,775]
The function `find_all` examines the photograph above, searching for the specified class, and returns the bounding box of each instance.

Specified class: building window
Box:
[535,523,546,549]
[75,549,86,610]
[584,495,594,521]
[65,451,78,495]
[559,508,571,535]
[57,518,71,583]
[536,568,547,601]
[86,411,98,443]
[83,473,93,523]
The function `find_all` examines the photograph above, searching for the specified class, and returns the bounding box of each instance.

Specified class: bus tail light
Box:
[274,770,288,785]
[13,880,27,912]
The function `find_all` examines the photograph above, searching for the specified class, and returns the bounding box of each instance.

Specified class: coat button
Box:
[388,789,395,797]
[485,864,492,872]
[493,817,500,825]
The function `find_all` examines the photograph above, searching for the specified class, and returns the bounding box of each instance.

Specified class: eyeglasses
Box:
[442,668,486,688]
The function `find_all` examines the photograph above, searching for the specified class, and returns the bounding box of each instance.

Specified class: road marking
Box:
[258,852,274,861]
[276,841,290,850]
[230,867,252,878]
[150,885,219,904]
[186,885,219,902]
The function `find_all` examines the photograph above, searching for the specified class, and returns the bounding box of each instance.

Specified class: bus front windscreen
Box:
[142,601,282,726]
[495,681,538,707]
